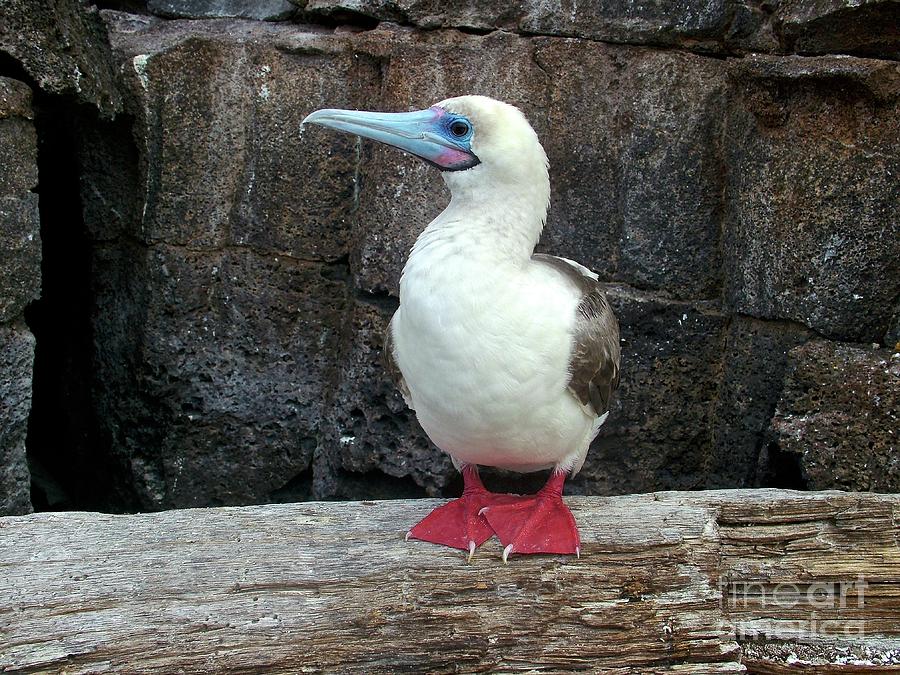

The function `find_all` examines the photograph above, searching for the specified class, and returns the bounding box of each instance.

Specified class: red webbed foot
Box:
[480,471,580,562]
[406,465,515,559]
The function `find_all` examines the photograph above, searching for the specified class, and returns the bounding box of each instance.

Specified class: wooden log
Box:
[1,490,898,673]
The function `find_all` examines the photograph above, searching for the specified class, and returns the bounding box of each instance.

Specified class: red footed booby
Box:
[303,96,621,562]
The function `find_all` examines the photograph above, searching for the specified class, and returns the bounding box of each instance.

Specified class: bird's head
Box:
[302,95,549,206]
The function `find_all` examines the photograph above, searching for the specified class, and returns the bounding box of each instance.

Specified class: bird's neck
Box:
[413,182,549,267]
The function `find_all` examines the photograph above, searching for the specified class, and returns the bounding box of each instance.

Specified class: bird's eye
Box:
[449,120,470,138]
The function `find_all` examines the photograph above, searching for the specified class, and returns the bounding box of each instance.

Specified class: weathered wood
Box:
[1,490,897,673]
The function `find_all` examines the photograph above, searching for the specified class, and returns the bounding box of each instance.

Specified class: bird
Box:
[303,95,620,562]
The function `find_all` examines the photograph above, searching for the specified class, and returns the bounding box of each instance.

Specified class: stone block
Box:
[0,196,40,325]
[778,0,900,60]
[0,77,40,324]
[0,324,34,515]
[707,316,810,488]
[0,77,37,194]
[571,286,728,495]
[532,39,621,281]
[0,76,37,516]
[535,41,728,297]
[303,0,900,58]
[90,244,348,510]
[148,0,298,21]
[614,49,727,298]
[0,0,121,114]
[303,0,734,51]
[521,0,732,50]
[723,55,900,343]
[315,298,453,498]
[112,18,380,258]
[721,0,780,53]
[87,18,393,508]
[763,340,899,492]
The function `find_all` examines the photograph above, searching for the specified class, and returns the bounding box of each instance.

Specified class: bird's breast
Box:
[392,249,589,468]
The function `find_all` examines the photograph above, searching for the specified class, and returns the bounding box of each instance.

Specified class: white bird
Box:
[303,96,620,561]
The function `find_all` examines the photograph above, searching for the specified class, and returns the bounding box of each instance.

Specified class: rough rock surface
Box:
[92,245,348,510]
[573,287,727,495]
[0,0,121,114]
[300,0,898,56]
[763,341,899,492]
[707,316,810,488]
[0,77,38,516]
[723,55,900,344]
[315,298,451,499]
[777,0,900,60]
[0,326,34,515]
[536,41,728,298]
[148,0,298,21]
[78,18,383,509]
[300,0,752,53]
[0,78,40,324]
[111,18,377,260]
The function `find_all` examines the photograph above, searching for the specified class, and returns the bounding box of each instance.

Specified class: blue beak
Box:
[302,106,479,172]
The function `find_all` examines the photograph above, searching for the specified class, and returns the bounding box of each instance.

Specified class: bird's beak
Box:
[302,106,479,171]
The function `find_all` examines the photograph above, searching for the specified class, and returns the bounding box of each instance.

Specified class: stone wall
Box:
[0,77,40,515]
[0,0,897,514]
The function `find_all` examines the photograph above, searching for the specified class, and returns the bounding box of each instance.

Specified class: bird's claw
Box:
[467,540,476,563]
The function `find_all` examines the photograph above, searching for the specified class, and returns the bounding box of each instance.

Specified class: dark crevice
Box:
[328,468,429,501]
[758,442,808,490]
[454,25,495,37]
[609,275,725,304]
[319,253,351,282]
[519,27,737,59]
[354,287,399,313]
[476,467,556,496]
[27,454,70,511]
[292,13,746,61]
[24,95,105,511]
[269,465,314,503]
[94,0,151,13]
[295,10,382,32]
[0,51,32,84]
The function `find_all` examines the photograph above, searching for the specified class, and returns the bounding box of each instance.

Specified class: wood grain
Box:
[1,490,897,673]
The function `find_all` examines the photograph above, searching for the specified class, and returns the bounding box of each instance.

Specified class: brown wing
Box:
[382,315,412,407]
[533,254,621,418]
